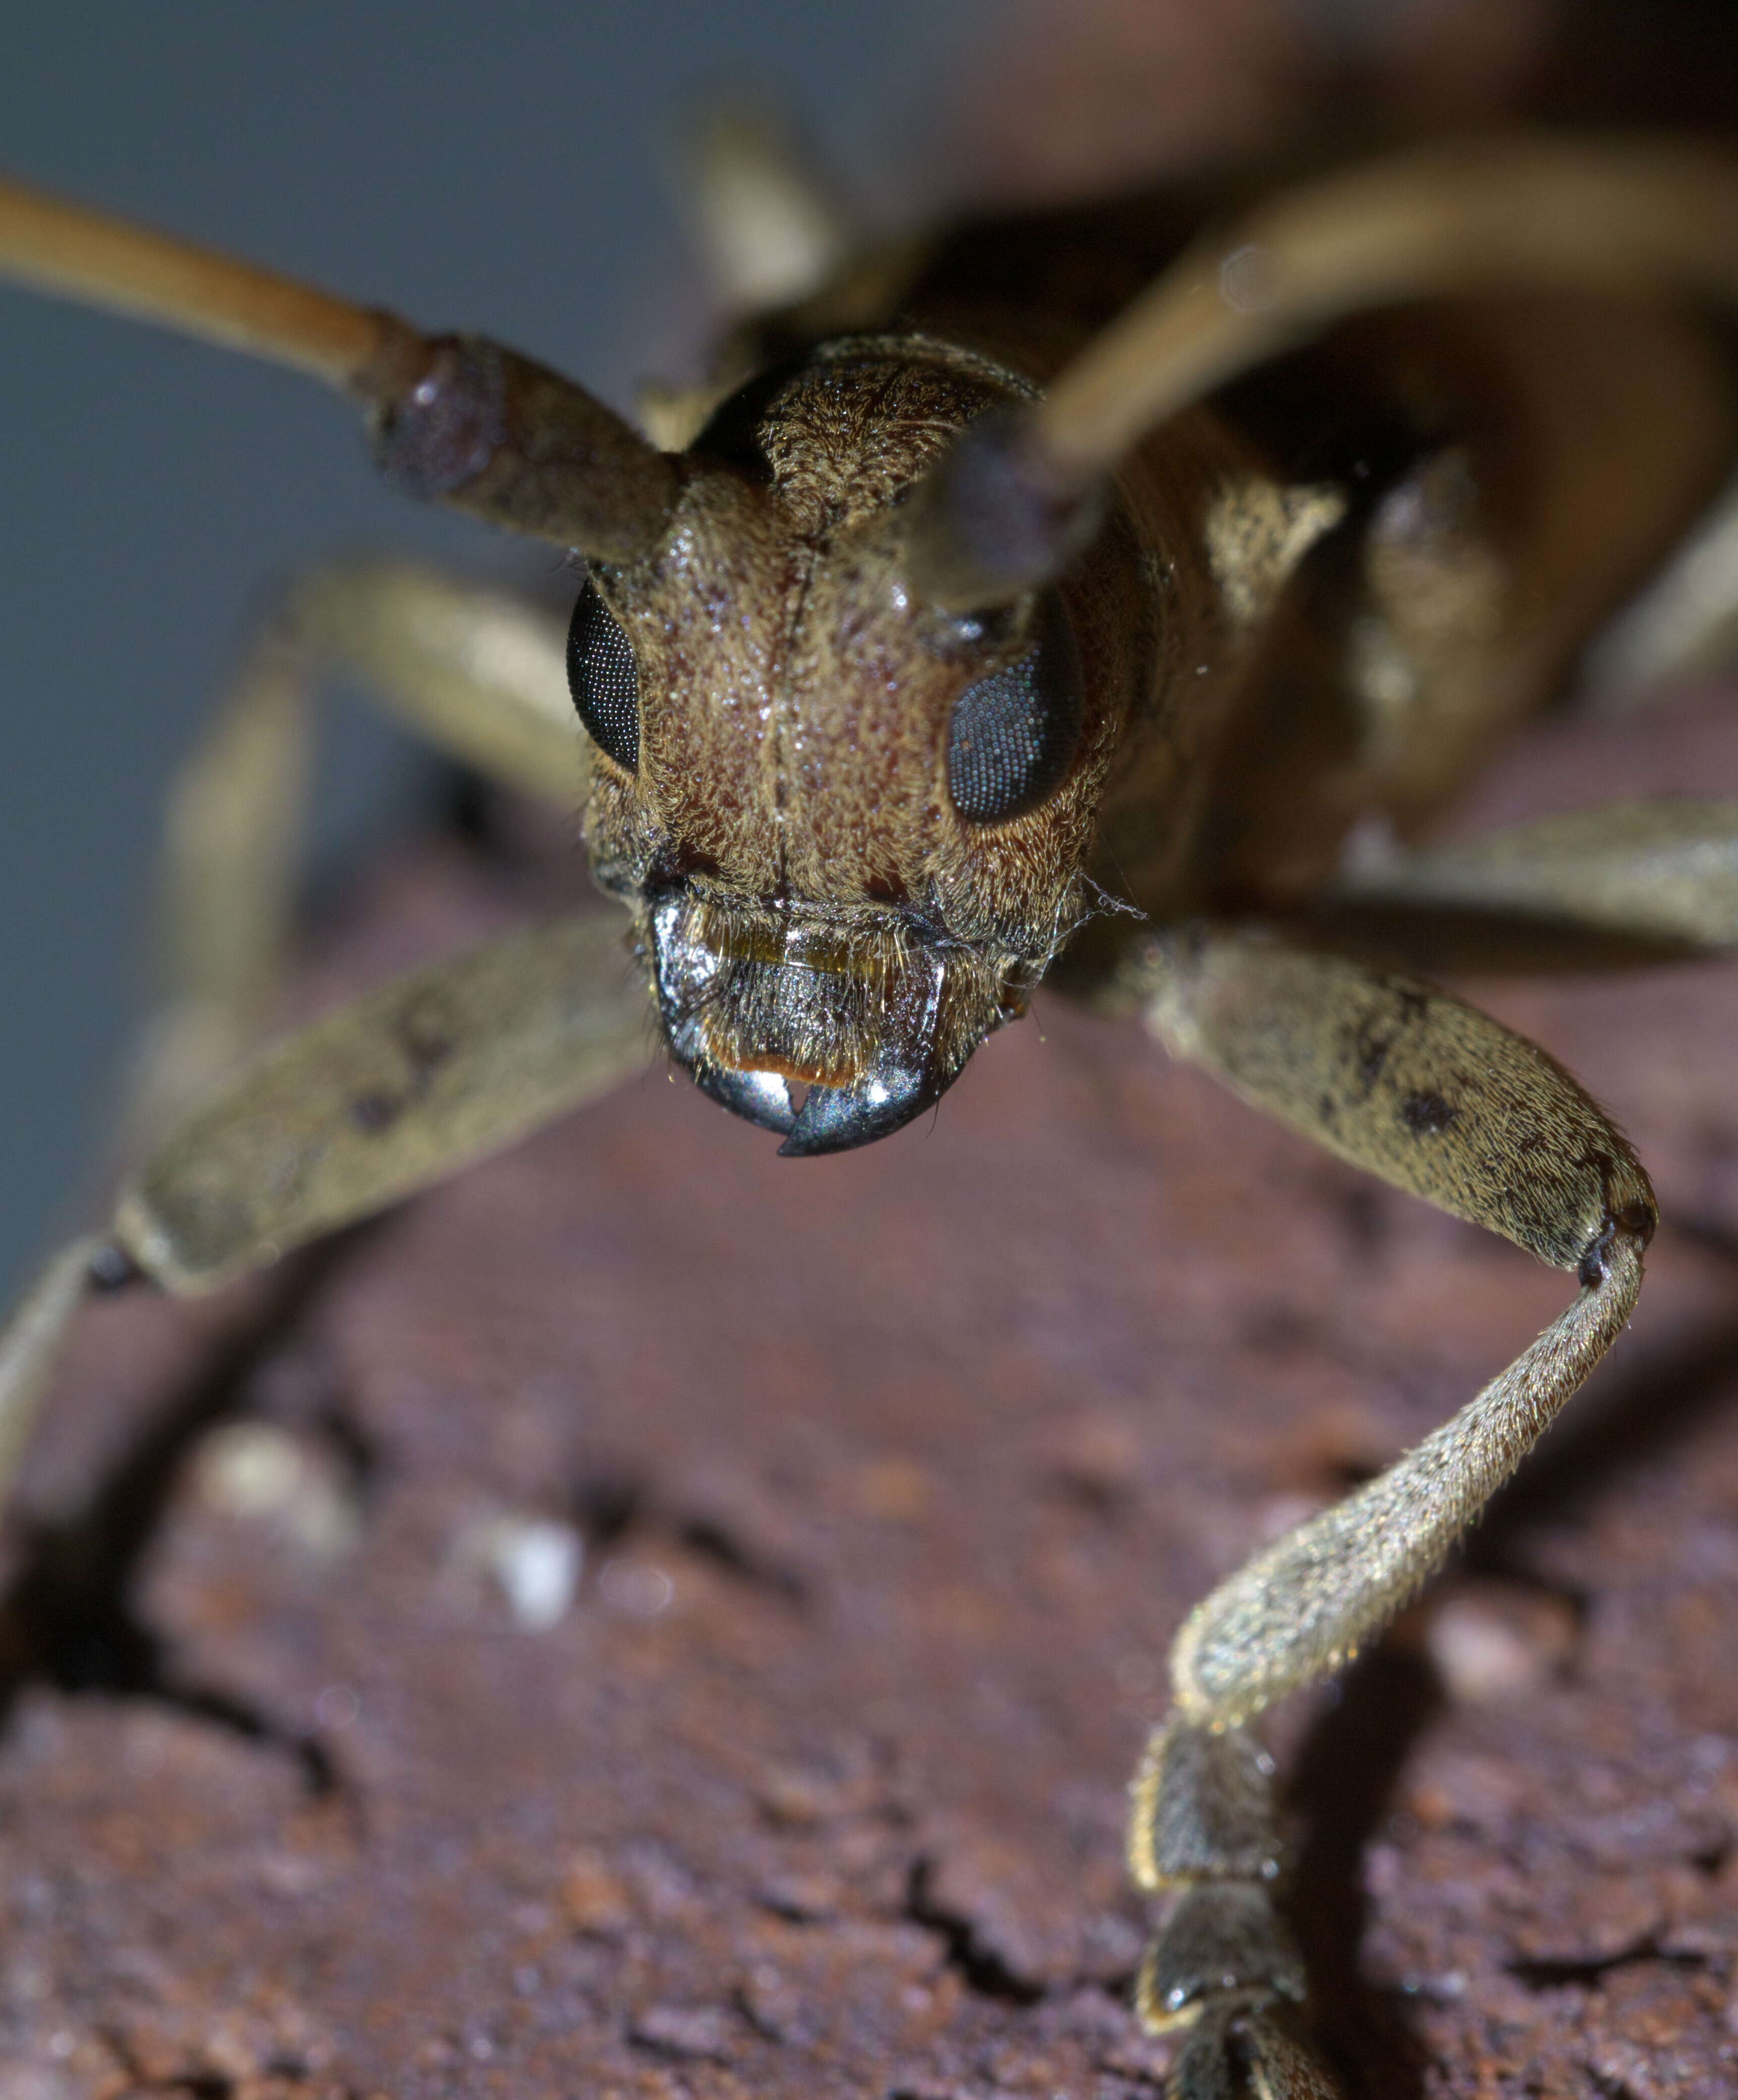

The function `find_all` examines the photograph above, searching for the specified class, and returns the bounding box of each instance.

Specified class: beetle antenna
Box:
[905,135,1738,611]
[0,171,681,559]
[0,171,420,394]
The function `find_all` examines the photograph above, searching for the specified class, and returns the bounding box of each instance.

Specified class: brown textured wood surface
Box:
[9,7,1738,2095]
[1,685,1737,2096]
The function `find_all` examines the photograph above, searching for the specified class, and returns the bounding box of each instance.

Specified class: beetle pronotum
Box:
[4,120,1738,2094]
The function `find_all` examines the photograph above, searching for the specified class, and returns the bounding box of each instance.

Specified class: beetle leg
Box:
[0,906,649,1504]
[113,908,648,1297]
[905,136,1738,610]
[131,556,582,1139]
[1311,797,1738,972]
[1119,929,1654,2087]
[0,560,596,1506]
[675,92,854,322]
[0,1238,114,1513]
[1584,467,1738,703]
[0,175,684,560]
[640,96,930,453]
[1126,1714,1341,2096]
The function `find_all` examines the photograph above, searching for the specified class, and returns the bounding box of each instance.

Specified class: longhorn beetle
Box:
[3,125,1738,2097]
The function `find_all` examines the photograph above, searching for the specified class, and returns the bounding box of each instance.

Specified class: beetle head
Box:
[572,339,1132,1153]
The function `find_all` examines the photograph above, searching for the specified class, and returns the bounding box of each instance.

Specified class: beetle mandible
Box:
[4,107,1738,2097]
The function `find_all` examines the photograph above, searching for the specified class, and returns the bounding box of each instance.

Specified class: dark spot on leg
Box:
[370,996,457,1119]
[1401,1091,1458,1136]
[396,1018,455,1090]
[1349,989,1430,1101]
[1349,1018,1392,1099]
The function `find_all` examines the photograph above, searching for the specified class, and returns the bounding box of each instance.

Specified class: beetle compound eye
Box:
[567,579,640,772]
[945,596,1084,824]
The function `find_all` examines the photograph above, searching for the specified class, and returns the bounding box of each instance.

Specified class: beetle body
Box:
[5,115,1738,2100]
[576,185,1737,1148]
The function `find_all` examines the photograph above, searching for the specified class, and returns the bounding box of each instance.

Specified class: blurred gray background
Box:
[0,2,982,1294]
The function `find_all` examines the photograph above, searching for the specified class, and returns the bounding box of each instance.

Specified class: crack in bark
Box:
[1508,1938,1709,1991]
[902,1855,1045,2007]
[0,1233,370,1797]
[572,1464,810,1604]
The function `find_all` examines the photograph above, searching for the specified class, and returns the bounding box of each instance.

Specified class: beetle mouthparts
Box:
[779,1058,955,1155]
[690,1063,800,1135]
[688,1054,957,1155]
[650,889,999,1154]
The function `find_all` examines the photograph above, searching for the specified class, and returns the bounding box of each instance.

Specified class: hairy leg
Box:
[638,95,924,453]
[133,555,581,1136]
[675,94,853,323]
[904,136,1738,612]
[0,907,647,1489]
[1583,470,1738,702]
[1,557,598,1502]
[1311,798,1738,973]
[1117,929,1654,2096]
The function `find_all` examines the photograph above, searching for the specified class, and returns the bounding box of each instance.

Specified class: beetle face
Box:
[570,339,1125,1152]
